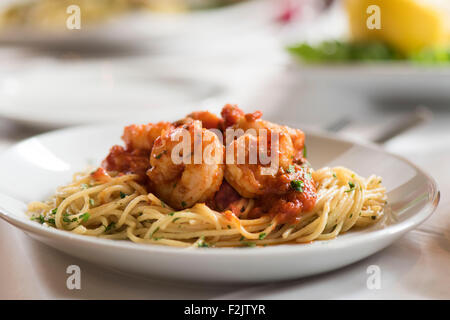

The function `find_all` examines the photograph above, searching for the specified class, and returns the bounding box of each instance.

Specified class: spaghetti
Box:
[28,166,387,248]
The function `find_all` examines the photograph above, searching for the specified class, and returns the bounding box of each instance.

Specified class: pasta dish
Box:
[28,105,387,248]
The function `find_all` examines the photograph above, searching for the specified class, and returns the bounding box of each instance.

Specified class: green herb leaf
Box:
[150,226,160,238]
[80,212,90,222]
[242,242,256,247]
[198,241,209,248]
[287,164,295,174]
[259,233,267,240]
[345,182,356,193]
[120,192,127,199]
[287,40,401,63]
[290,179,304,192]
[33,215,46,224]
[104,222,115,232]
[155,150,166,159]
[302,145,307,158]
[89,199,95,206]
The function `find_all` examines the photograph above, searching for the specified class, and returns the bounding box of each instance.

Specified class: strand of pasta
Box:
[27,166,387,248]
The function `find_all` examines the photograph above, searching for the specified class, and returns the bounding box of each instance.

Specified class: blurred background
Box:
[0,0,450,159]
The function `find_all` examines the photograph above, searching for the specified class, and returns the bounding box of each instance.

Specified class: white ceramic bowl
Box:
[0,125,439,283]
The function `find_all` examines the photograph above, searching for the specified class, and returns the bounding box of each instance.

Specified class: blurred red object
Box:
[276,0,302,24]
[276,0,336,24]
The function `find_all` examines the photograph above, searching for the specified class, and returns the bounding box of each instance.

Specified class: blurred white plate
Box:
[0,0,271,48]
[0,124,439,283]
[288,62,450,103]
[0,60,227,128]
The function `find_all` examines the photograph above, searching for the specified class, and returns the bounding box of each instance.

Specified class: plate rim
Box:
[0,123,440,257]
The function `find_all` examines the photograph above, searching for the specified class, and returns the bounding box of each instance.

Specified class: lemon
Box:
[344,0,450,55]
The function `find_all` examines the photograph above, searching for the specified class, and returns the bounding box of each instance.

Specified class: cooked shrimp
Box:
[172,111,223,131]
[147,120,225,209]
[187,111,223,129]
[224,130,294,198]
[122,122,173,151]
[222,104,306,162]
[285,126,306,162]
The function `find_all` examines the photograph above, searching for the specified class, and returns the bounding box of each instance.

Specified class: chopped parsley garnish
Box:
[89,199,95,206]
[303,145,307,158]
[168,212,175,216]
[160,201,166,208]
[259,233,267,240]
[47,218,56,225]
[80,212,90,222]
[150,226,160,238]
[32,215,46,224]
[155,150,166,159]
[333,173,337,178]
[198,242,209,248]
[104,222,115,232]
[181,201,187,208]
[290,179,304,192]
[119,192,127,199]
[287,165,295,174]
[239,236,245,241]
[172,217,180,222]
[240,206,245,213]
[242,242,256,247]
[345,182,356,192]
[51,208,58,215]
[198,237,209,248]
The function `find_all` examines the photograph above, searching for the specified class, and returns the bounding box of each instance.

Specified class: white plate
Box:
[0,124,440,283]
[288,62,450,104]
